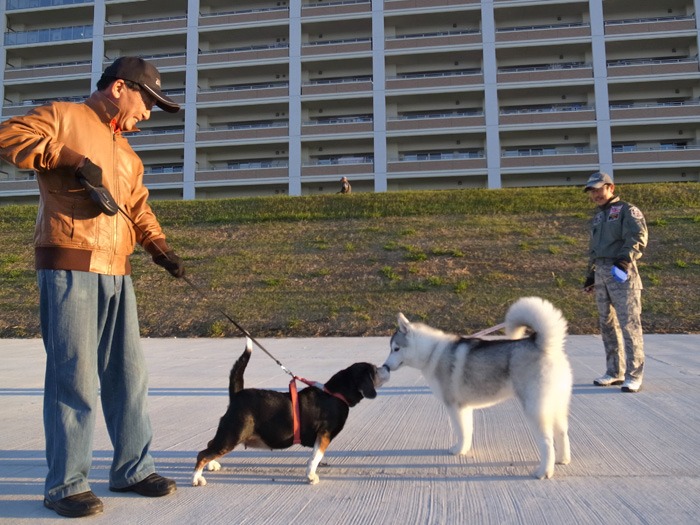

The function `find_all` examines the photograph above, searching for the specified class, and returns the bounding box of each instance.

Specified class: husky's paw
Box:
[449,444,470,456]
[556,455,571,466]
[306,473,320,485]
[207,460,221,472]
[192,474,207,487]
[532,466,554,480]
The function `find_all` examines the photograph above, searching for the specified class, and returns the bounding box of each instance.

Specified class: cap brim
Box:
[583,182,604,192]
[141,84,180,113]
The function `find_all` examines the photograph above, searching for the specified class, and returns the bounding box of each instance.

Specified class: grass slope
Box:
[1,183,699,338]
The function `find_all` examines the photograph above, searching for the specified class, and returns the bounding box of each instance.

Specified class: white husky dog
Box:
[383,297,572,479]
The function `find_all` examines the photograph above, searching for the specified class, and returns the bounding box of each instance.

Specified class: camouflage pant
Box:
[594,262,645,381]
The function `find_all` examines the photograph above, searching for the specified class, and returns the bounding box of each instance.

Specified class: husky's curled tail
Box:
[505,296,568,354]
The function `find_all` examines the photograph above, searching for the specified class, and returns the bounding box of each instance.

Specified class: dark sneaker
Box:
[110,473,176,497]
[44,491,103,518]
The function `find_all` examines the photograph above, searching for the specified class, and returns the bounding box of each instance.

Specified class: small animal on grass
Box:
[193,338,390,485]
[383,296,572,479]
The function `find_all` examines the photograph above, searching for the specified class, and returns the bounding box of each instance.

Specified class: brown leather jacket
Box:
[0,91,171,275]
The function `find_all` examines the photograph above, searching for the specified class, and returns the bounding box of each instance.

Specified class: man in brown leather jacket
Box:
[0,57,184,518]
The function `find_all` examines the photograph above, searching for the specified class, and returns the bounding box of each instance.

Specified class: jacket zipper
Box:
[109,129,118,274]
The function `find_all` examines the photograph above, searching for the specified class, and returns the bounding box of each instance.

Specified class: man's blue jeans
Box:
[38,270,155,501]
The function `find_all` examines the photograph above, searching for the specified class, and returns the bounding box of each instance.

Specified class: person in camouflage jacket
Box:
[583,172,648,393]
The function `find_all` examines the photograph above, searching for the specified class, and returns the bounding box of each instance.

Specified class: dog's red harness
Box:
[289,376,349,445]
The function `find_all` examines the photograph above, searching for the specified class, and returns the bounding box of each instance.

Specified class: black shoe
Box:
[44,491,103,518]
[110,473,176,497]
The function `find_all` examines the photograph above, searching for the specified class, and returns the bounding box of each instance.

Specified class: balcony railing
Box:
[497,62,592,83]
[385,29,481,50]
[197,121,289,142]
[606,56,700,78]
[301,0,370,16]
[502,146,595,157]
[499,146,597,167]
[302,158,374,177]
[499,104,596,126]
[3,60,92,80]
[0,170,35,182]
[610,99,700,121]
[7,0,89,9]
[196,164,289,183]
[605,15,695,36]
[4,24,93,46]
[388,111,485,132]
[386,68,482,91]
[302,76,373,96]
[611,143,700,164]
[303,37,371,52]
[387,155,486,173]
[198,43,289,65]
[302,116,373,135]
[496,22,590,42]
[104,16,187,35]
[384,0,481,10]
[197,82,289,103]
[199,6,288,27]
[302,0,369,8]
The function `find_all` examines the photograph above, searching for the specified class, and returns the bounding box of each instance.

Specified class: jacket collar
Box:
[599,195,620,211]
[84,91,141,134]
[85,91,119,125]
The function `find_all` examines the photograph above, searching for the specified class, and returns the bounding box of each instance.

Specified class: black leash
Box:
[115,205,298,379]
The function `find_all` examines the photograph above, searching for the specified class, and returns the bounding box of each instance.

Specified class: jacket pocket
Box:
[40,189,99,245]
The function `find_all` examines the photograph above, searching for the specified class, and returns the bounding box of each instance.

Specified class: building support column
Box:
[288,0,302,196]
[372,0,387,192]
[91,1,106,88]
[182,0,200,200]
[589,0,613,177]
[481,0,501,189]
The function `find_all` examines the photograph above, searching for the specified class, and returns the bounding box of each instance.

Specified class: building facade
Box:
[1,0,700,202]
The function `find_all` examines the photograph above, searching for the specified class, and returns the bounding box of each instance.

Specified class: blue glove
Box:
[611,264,628,283]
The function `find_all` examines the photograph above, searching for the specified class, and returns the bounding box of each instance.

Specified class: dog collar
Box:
[323,386,350,406]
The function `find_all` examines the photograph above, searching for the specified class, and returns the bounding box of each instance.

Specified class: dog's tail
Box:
[504,297,568,354]
[229,337,253,399]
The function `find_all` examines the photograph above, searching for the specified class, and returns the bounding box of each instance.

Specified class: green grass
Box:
[1,183,699,337]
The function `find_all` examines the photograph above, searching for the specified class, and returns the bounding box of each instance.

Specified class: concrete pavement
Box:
[1,334,699,524]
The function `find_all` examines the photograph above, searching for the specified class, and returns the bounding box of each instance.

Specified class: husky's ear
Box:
[397,312,411,334]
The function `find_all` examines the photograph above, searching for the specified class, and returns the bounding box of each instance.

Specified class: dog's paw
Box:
[449,444,470,456]
[207,460,221,472]
[192,475,207,487]
[306,473,320,485]
[532,466,553,480]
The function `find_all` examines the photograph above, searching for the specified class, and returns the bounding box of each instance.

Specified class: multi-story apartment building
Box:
[1,0,699,203]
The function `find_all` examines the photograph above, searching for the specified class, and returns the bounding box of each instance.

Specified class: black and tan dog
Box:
[192,338,390,485]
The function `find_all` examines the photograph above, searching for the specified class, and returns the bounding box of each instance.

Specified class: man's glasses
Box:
[122,80,156,110]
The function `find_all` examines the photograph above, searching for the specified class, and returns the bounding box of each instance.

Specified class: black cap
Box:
[103,57,180,113]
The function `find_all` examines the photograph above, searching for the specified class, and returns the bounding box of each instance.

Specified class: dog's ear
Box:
[397,312,411,334]
[358,372,377,399]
